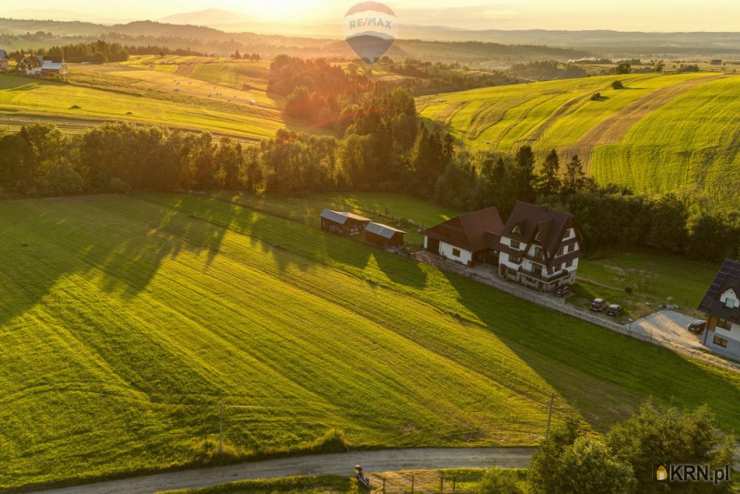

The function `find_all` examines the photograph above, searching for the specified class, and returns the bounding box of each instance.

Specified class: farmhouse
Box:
[498,201,580,292]
[41,60,68,79]
[320,209,370,236]
[0,50,8,71]
[365,222,405,248]
[423,207,504,266]
[699,259,740,359]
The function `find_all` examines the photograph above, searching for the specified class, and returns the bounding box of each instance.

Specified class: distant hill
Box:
[0,18,591,65]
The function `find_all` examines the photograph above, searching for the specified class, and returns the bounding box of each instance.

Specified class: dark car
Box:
[688,321,707,334]
[591,298,607,312]
[606,304,623,317]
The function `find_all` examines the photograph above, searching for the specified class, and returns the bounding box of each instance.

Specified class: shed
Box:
[320,209,371,236]
[365,222,405,248]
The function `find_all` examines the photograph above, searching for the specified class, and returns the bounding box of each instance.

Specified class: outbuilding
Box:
[320,209,371,236]
[364,222,405,248]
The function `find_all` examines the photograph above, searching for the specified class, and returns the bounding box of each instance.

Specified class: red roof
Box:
[423,207,504,252]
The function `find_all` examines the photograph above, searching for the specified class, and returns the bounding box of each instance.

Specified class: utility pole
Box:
[545,393,555,440]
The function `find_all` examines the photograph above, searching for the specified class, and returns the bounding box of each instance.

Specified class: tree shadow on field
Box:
[437,267,740,436]
[0,193,244,329]
[371,249,427,289]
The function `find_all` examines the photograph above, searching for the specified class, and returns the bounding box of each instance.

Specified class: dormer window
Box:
[721,289,739,309]
[534,231,542,243]
[512,226,522,236]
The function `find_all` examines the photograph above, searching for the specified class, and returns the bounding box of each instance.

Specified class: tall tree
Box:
[537,149,561,196]
[563,154,586,194]
[514,146,536,202]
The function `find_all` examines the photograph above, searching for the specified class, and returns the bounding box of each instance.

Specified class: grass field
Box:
[0,56,283,140]
[577,250,720,319]
[418,72,740,211]
[0,193,738,490]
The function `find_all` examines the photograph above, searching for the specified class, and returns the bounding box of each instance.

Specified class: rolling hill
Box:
[0,57,282,140]
[418,72,740,211]
[0,193,738,490]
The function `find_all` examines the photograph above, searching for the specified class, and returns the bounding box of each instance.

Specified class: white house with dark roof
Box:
[0,49,8,71]
[699,259,740,360]
[422,207,504,266]
[498,201,580,292]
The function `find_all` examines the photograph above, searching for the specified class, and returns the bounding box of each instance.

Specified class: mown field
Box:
[0,56,282,140]
[1,192,738,491]
[418,72,740,211]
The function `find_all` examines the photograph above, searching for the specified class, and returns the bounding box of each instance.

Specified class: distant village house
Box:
[498,202,580,292]
[320,209,370,236]
[699,259,740,359]
[422,207,504,266]
[365,222,406,249]
[18,56,68,79]
[0,50,8,71]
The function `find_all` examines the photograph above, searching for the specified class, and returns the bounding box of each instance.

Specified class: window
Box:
[511,239,521,250]
[717,319,732,331]
[452,248,461,257]
[713,335,728,348]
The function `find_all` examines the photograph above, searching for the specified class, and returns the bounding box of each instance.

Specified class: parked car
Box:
[606,304,623,317]
[688,321,707,334]
[591,298,607,312]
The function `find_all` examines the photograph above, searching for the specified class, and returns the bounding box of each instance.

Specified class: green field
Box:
[418,72,740,211]
[1,193,738,490]
[0,56,283,140]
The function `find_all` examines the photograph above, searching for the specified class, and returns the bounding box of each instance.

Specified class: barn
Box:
[364,222,406,248]
[320,209,371,236]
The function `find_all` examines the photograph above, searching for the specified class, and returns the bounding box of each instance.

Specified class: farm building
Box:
[365,222,405,248]
[320,209,371,236]
[423,207,504,266]
[41,60,68,79]
[498,201,580,292]
[0,50,8,71]
[699,259,740,359]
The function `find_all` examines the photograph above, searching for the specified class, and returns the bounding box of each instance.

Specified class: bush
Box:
[478,468,526,494]
[612,80,625,89]
[591,92,603,101]
[307,429,350,454]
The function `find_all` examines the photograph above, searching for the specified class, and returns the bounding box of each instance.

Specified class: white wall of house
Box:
[720,289,739,309]
[438,241,473,265]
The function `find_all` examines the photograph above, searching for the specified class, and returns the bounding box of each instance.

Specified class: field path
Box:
[576,75,726,153]
[34,448,535,494]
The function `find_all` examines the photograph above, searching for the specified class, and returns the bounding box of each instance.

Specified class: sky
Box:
[5,0,740,31]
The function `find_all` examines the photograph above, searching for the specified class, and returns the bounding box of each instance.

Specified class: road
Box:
[35,448,536,494]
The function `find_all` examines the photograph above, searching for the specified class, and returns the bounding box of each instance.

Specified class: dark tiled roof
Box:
[321,209,370,225]
[423,207,504,252]
[698,259,740,324]
[502,201,574,258]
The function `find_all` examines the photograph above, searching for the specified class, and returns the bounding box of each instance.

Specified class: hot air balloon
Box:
[344,2,398,63]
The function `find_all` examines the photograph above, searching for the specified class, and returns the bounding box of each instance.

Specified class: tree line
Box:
[0,81,737,262]
[7,41,206,64]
